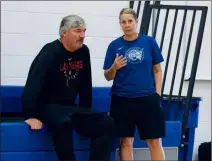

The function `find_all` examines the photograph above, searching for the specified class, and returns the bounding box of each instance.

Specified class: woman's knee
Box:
[120,137,133,148]
[146,138,162,149]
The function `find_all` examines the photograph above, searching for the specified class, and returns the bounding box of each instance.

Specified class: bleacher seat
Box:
[1,86,183,161]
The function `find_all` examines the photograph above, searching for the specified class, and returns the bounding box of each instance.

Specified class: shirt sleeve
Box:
[21,51,53,120]
[79,46,92,109]
[151,38,164,65]
[103,42,116,70]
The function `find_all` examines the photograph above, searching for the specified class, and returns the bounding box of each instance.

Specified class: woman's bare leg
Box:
[119,137,134,161]
[146,138,165,161]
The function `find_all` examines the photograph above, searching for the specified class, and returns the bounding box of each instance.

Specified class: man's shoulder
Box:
[31,40,60,67]
[37,40,60,58]
[82,44,89,52]
[41,39,61,53]
[80,44,90,58]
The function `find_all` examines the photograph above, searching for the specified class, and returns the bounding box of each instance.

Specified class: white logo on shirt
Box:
[125,47,144,64]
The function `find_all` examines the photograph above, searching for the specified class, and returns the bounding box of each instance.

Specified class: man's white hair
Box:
[59,14,85,36]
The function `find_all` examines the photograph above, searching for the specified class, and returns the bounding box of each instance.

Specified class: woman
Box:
[103,8,165,161]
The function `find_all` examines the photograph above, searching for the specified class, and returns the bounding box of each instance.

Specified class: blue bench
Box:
[1,86,199,161]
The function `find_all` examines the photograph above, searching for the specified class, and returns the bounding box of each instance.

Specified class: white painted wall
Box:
[1,1,211,160]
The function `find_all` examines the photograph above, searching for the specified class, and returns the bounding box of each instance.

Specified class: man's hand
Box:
[112,54,127,70]
[25,118,42,130]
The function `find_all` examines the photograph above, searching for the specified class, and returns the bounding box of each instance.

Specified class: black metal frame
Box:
[130,1,208,147]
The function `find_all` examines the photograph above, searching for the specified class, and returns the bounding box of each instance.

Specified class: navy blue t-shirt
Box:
[103,34,164,97]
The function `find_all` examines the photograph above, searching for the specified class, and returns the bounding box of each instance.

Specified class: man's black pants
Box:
[38,104,115,161]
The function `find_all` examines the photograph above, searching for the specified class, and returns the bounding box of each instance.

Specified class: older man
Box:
[22,14,115,161]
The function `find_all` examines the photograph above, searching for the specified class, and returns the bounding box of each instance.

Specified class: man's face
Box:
[63,25,86,50]
[120,14,137,36]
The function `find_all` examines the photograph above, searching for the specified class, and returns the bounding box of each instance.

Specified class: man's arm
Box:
[79,47,92,109]
[21,51,53,119]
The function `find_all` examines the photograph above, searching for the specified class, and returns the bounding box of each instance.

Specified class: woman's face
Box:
[120,13,137,36]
